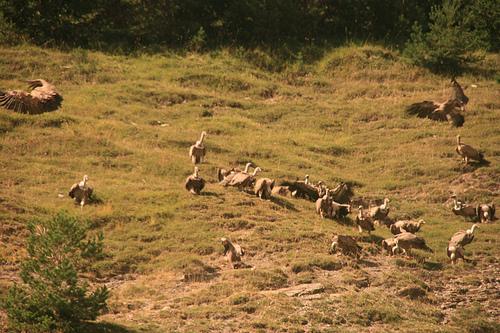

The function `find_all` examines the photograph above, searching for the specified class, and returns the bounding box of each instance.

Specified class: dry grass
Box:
[0,44,499,332]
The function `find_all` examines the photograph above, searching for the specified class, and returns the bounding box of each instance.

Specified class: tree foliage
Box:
[3,212,108,333]
[404,0,490,73]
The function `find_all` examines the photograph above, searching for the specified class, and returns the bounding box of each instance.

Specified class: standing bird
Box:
[392,232,433,256]
[185,166,205,195]
[390,219,426,235]
[355,206,375,234]
[69,175,93,209]
[451,196,478,220]
[447,224,478,264]
[478,203,495,223]
[369,198,390,225]
[450,78,469,109]
[455,135,484,165]
[189,131,207,164]
[316,189,333,219]
[254,177,275,200]
[221,237,246,269]
[0,79,62,114]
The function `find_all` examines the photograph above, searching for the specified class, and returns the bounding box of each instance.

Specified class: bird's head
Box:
[418,219,426,225]
[83,175,89,182]
[194,166,199,176]
[221,237,229,245]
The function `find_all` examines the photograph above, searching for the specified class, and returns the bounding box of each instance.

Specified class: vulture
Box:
[455,135,484,165]
[280,178,319,201]
[369,198,390,224]
[330,234,362,258]
[189,131,207,164]
[254,177,275,200]
[314,181,327,198]
[382,237,398,254]
[447,224,478,264]
[221,237,247,269]
[68,175,93,208]
[316,189,333,219]
[478,203,495,223]
[219,162,253,184]
[185,166,205,195]
[355,206,375,234]
[450,78,469,108]
[392,232,433,255]
[451,196,479,220]
[390,219,426,235]
[0,79,62,114]
[330,182,354,204]
[271,185,291,197]
[225,167,261,190]
[330,201,352,219]
[405,99,464,127]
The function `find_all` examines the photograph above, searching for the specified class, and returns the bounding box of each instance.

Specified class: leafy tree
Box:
[404,0,489,73]
[3,212,108,333]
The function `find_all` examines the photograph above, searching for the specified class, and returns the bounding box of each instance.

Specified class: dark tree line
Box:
[0,0,497,50]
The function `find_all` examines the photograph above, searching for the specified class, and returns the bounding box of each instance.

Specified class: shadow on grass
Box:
[201,191,221,197]
[333,216,353,226]
[80,322,138,333]
[358,234,384,244]
[423,261,444,271]
[270,196,298,211]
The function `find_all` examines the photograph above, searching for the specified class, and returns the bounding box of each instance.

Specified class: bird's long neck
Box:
[456,136,461,145]
[381,199,388,210]
[252,169,260,176]
[244,163,251,173]
[453,198,460,210]
[358,208,363,219]
[194,169,199,178]
[199,132,206,143]
[468,225,477,234]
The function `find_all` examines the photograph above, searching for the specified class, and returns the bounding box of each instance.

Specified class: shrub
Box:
[404,0,489,73]
[2,212,109,333]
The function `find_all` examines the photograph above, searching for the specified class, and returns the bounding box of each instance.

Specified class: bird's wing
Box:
[0,90,35,114]
[68,183,80,197]
[0,80,62,114]
[185,176,193,190]
[451,79,469,105]
[460,144,480,159]
[405,101,438,118]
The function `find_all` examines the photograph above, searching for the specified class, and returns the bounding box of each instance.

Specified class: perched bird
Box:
[392,232,433,256]
[455,135,484,165]
[369,198,390,224]
[68,175,93,209]
[447,224,478,264]
[330,200,351,220]
[450,78,469,108]
[406,99,464,127]
[478,203,495,223]
[185,166,205,195]
[330,234,362,258]
[316,189,333,219]
[355,206,375,234]
[0,79,62,114]
[254,177,275,200]
[390,219,426,235]
[189,131,207,164]
[221,237,246,269]
[225,167,261,190]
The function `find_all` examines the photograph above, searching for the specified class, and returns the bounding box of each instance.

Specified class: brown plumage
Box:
[279,176,320,201]
[355,206,375,234]
[478,204,495,223]
[225,167,261,190]
[450,78,469,107]
[392,232,433,255]
[406,99,464,127]
[316,190,333,219]
[330,234,362,257]
[382,237,397,254]
[68,175,93,208]
[451,197,479,220]
[369,198,390,225]
[254,177,275,200]
[447,224,478,264]
[185,167,205,195]
[219,162,253,185]
[271,185,291,197]
[330,201,351,219]
[0,79,62,114]
[221,237,246,269]
[189,131,207,164]
[390,219,426,235]
[455,135,484,165]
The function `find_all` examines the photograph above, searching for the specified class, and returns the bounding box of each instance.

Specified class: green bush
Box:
[2,212,109,333]
[404,0,489,73]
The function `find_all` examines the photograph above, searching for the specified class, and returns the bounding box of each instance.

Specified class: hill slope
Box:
[0,45,499,332]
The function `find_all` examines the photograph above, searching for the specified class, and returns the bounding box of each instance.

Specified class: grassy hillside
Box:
[0,44,499,332]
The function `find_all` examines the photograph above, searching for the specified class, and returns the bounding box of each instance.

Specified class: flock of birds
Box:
[0,77,496,270]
